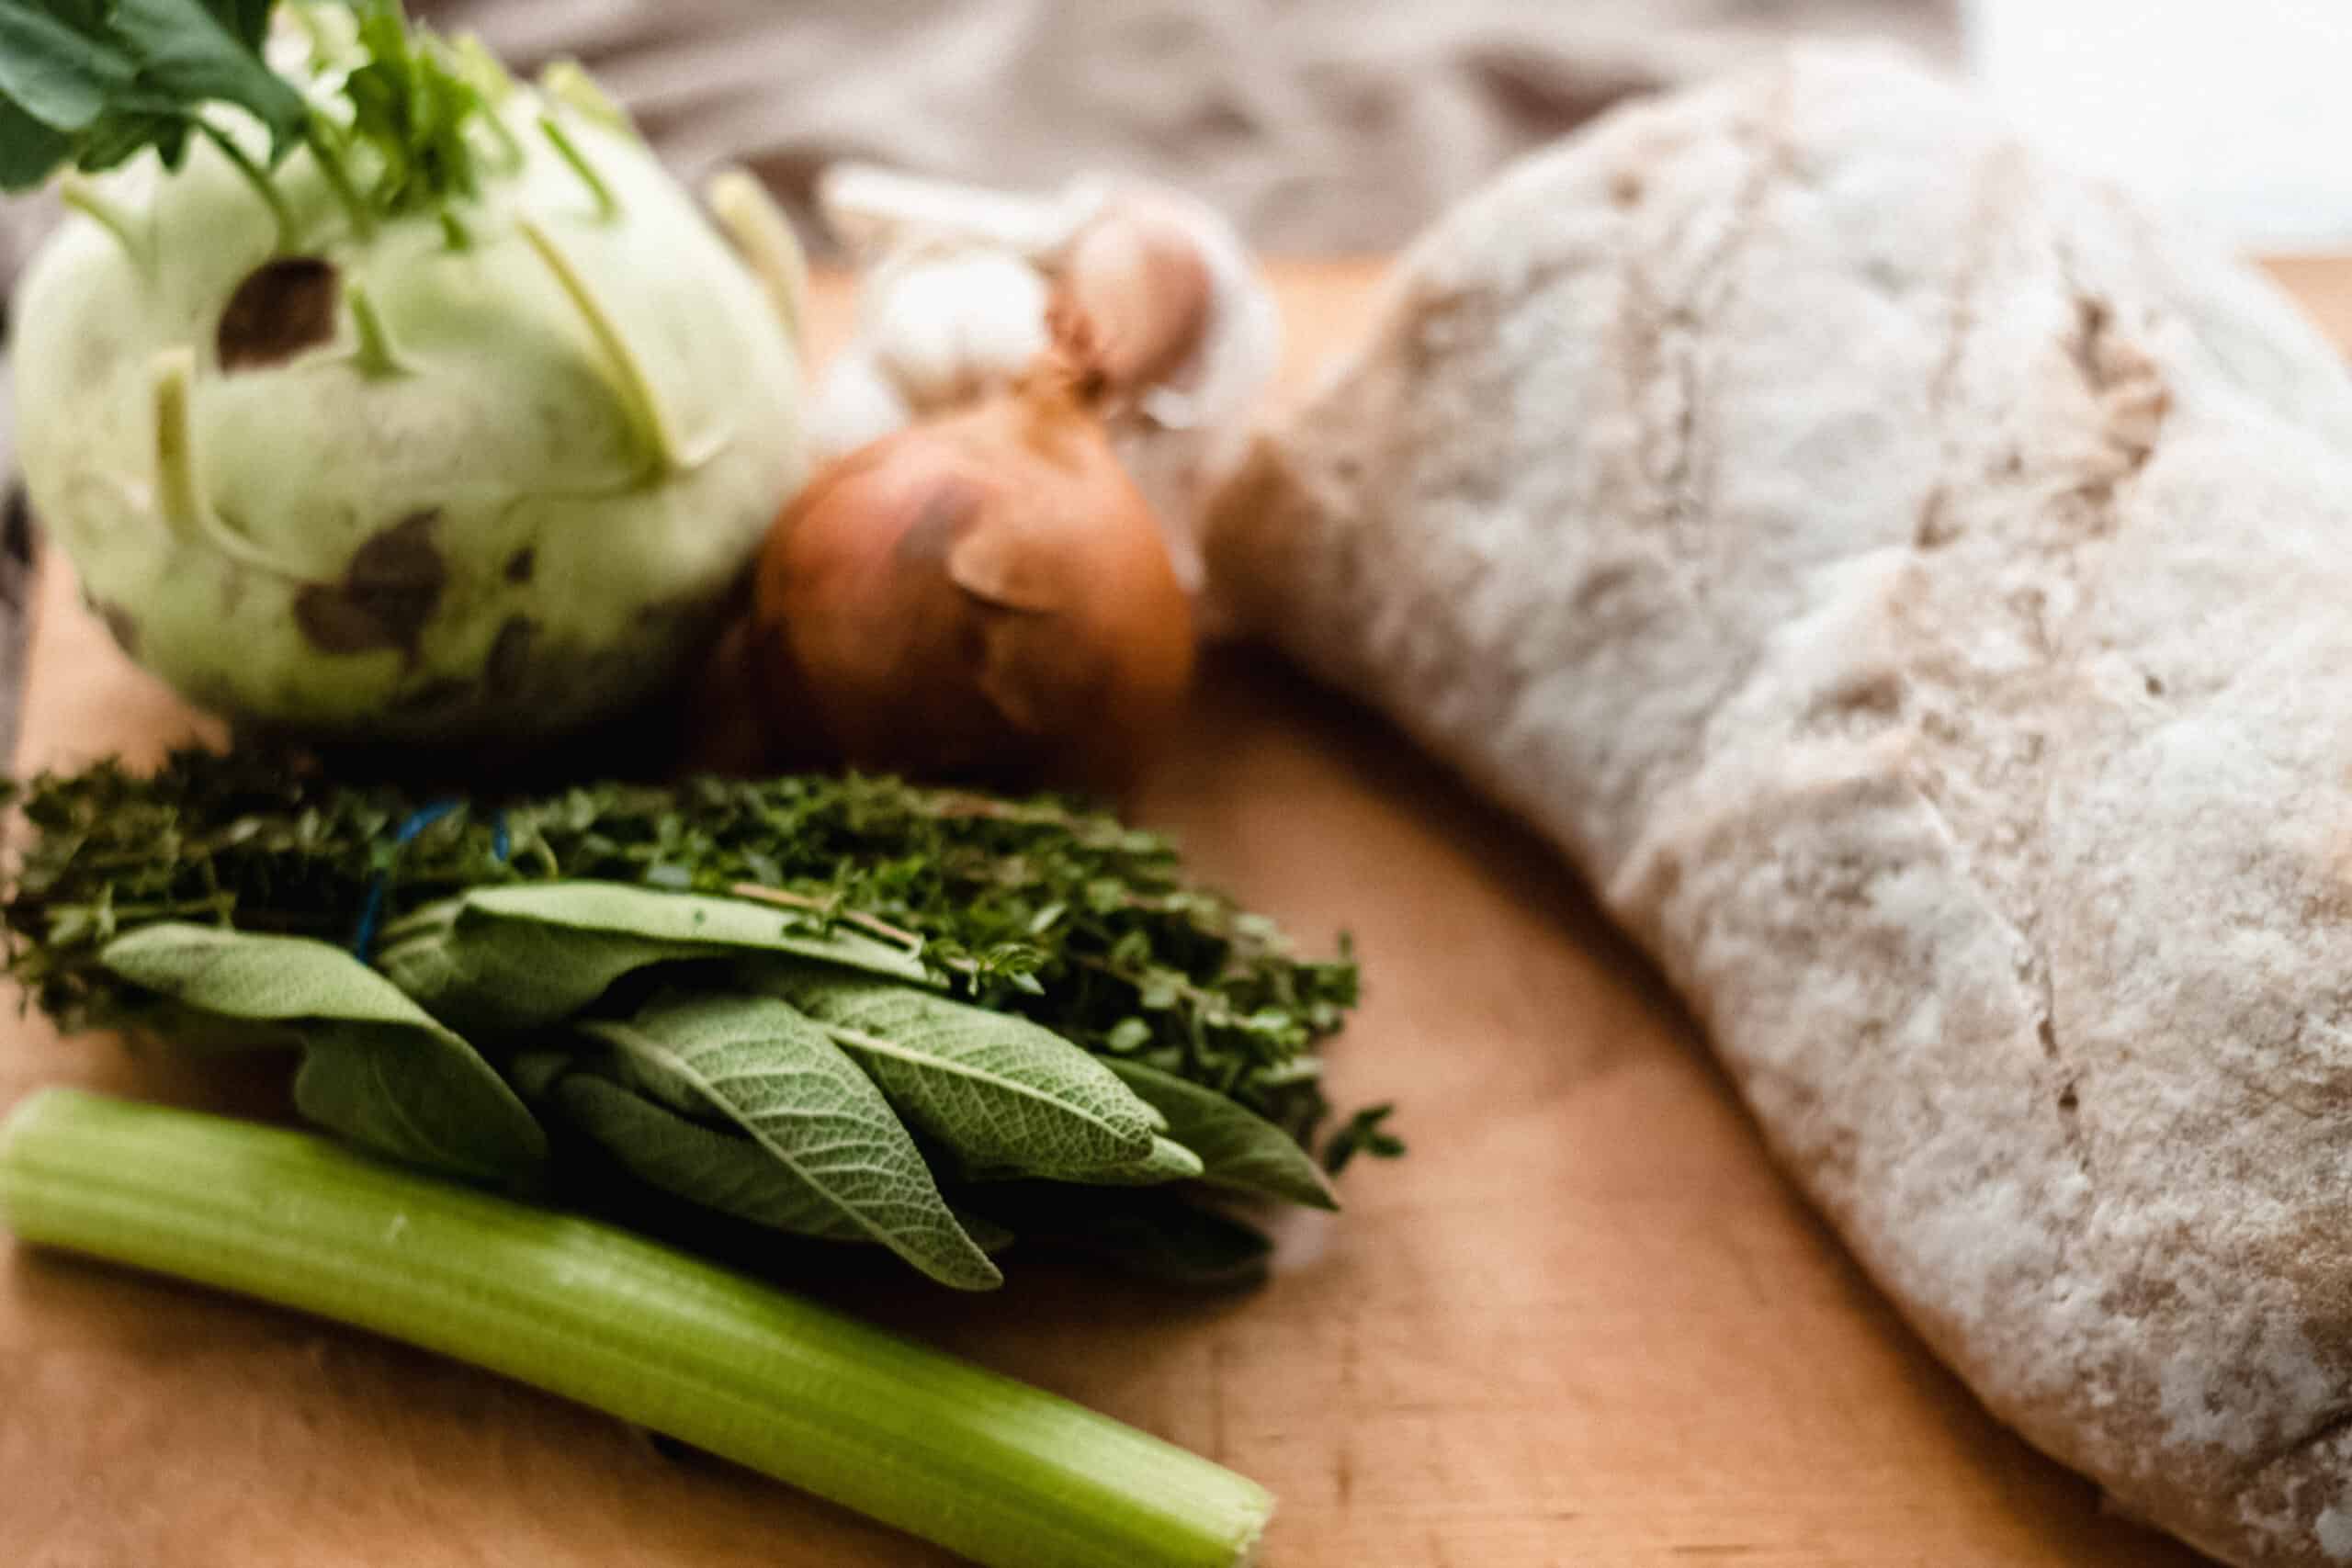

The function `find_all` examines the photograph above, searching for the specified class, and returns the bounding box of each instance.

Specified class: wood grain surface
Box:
[7,256,2348,1568]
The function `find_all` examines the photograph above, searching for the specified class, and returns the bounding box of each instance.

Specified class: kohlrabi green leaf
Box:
[576,992,1001,1291]
[0,3,133,132]
[341,0,487,209]
[109,0,308,156]
[752,966,1159,1181]
[99,922,546,1182]
[377,882,928,1034]
[0,0,302,191]
[0,98,74,186]
[1103,1058,1340,1210]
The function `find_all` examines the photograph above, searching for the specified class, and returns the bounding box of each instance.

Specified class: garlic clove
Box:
[1050,182,1281,614]
[1048,200,1215,398]
[865,249,1052,412]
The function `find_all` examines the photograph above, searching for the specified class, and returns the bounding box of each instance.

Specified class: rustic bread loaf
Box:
[1212,47,2352,1568]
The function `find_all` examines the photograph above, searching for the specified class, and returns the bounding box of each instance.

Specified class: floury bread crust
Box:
[1211,48,2352,1568]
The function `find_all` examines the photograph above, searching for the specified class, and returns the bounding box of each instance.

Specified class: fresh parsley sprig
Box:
[0,0,306,190]
[0,0,503,243]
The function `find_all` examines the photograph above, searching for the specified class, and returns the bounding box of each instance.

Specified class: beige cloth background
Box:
[418,0,1955,254]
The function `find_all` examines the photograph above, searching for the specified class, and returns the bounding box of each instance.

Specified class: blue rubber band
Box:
[490,810,511,863]
[395,799,463,845]
[352,800,466,957]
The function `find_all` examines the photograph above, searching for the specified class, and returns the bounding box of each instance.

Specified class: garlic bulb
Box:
[808,165,1279,608]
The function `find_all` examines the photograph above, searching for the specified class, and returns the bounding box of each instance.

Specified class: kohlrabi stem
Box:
[343,282,408,378]
[453,32,516,102]
[286,0,337,68]
[58,175,148,269]
[539,60,634,134]
[537,116,617,220]
[199,123,297,252]
[479,105,527,175]
[149,348,207,534]
[0,1089,1273,1568]
[517,217,711,478]
[148,352,314,576]
[302,114,377,241]
[706,167,808,355]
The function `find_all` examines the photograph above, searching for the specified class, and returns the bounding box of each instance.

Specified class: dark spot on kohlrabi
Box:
[503,547,536,584]
[217,257,341,372]
[294,511,447,662]
[95,602,141,659]
[488,616,537,695]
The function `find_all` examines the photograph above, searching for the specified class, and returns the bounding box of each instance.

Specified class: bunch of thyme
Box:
[3,749,1392,1166]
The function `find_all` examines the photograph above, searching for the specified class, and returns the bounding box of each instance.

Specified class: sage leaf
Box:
[576,992,1001,1291]
[100,923,544,1183]
[1103,1059,1340,1210]
[962,1134,1204,1188]
[550,1071,870,1241]
[542,1071,1018,1259]
[1057,1135,1204,1187]
[378,882,927,1034]
[752,967,1158,1180]
[981,1188,1274,1290]
[1074,1196,1273,1289]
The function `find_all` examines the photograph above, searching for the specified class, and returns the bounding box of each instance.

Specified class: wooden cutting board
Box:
[9,256,2349,1568]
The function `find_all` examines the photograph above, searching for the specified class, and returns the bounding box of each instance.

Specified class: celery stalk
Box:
[0,1089,1272,1568]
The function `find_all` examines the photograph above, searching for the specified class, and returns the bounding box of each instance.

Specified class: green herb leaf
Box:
[0,0,303,192]
[1103,1058,1340,1210]
[757,967,1159,1181]
[980,1188,1275,1290]
[543,1069,1014,1257]
[377,881,928,1034]
[1049,1135,1204,1187]
[0,4,134,131]
[100,923,545,1182]
[1322,1102,1407,1176]
[222,0,273,50]
[0,98,74,185]
[341,0,481,209]
[109,0,306,156]
[574,992,1000,1291]
[6,754,1377,1197]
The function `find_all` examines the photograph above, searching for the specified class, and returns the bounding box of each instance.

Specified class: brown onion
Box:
[747,367,1195,785]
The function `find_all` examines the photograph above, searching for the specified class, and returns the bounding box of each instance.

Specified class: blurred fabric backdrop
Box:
[411,0,1956,254]
[0,0,1955,750]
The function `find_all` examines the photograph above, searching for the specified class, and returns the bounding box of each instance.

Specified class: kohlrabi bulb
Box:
[13,62,806,743]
